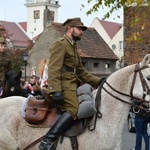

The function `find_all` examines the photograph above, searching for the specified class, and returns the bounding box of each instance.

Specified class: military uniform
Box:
[39,18,100,150]
[48,35,99,119]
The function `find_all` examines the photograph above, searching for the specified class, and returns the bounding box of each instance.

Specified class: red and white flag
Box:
[31,66,36,76]
[40,63,48,88]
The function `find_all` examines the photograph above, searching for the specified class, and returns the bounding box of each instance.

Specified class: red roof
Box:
[0,20,30,48]
[98,18,123,39]
[18,22,27,32]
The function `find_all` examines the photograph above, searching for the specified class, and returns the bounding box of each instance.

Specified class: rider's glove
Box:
[52,92,64,105]
[98,77,106,86]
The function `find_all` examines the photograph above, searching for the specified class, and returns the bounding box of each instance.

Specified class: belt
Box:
[62,65,76,73]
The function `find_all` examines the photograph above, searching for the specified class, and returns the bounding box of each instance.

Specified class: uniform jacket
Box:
[48,35,99,93]
[0,50,11,81]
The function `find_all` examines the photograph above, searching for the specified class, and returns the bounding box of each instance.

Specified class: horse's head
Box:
[130,55,150,102]
[1,70,23,98]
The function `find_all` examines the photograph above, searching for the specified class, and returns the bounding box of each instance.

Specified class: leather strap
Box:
[23,136,44,150]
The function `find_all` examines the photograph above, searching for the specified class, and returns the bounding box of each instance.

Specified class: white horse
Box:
[0,54,150,150]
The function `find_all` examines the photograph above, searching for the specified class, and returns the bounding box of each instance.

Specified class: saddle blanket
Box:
[22,83,97,120]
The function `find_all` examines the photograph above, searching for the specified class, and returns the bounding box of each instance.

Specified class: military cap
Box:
[0,37,5,44]
[62,17,87,31]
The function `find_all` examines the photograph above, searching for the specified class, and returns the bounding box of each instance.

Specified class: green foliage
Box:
[83,0,150,19]
[9,49,25,73]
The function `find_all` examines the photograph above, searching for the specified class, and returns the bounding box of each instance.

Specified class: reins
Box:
[102,64,150,112]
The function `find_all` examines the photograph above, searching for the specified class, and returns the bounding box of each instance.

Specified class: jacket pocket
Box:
[61,72,77,90]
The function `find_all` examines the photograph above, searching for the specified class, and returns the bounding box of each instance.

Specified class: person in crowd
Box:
[39,17,104,150]
[0,37,11,95]
[21,80,30,97]
[23,75,41,97]
[131,103,150,150]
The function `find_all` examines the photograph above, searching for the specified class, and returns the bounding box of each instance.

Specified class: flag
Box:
[40,63,48,88]
[31,66,36,76]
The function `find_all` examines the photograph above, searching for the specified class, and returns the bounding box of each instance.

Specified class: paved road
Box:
[122,122,146,150]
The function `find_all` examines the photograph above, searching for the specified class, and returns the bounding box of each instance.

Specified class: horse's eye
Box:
[147,75,150,81]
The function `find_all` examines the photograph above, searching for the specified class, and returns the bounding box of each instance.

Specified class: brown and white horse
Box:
[0,54,150,150]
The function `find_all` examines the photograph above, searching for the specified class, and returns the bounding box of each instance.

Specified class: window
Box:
[112,44,116,50]
[49,11,54,21]
[34,10,40,19]
[82,62,86,67]
[94,62,99,68]
[119,41,124,50]
[105,63,110,68]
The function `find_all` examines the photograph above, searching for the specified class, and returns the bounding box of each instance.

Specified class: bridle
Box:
[1,74,22,97]
[102,64,150,113]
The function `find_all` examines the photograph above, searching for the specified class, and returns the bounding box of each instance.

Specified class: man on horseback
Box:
[39,17,103,150]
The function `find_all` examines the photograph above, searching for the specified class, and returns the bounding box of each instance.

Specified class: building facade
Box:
[90,18,124,69]
[124,6,150,65]
[25,0,60,39]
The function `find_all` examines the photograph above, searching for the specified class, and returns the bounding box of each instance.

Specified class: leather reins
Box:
[102,64,150,111]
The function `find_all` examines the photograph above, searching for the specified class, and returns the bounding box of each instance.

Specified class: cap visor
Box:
[75,25,87,31]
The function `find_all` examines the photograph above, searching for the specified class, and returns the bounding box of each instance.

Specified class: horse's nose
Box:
[147,75,150,81]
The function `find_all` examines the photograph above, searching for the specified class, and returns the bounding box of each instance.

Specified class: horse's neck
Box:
[108,65,135,94]
[101,65,135,122]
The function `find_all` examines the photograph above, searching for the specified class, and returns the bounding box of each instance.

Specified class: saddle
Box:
[23,87,102,150]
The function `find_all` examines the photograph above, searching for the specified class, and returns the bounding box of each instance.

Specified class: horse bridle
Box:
[102,64,150,112]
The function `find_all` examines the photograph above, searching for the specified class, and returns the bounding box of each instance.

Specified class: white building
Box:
[25,0,60,39]
[90,17,124,69]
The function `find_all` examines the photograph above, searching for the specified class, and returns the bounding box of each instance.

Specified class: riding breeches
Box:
[58,90,79,120]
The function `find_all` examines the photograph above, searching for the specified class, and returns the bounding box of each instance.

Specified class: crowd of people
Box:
[21,75,41,97]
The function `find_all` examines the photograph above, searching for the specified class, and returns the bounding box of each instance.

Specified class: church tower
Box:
[25,0,60,39]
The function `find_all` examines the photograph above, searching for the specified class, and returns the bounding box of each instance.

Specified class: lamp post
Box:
[23,52,28,81]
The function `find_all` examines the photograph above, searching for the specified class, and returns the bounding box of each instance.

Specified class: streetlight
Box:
[23,51,28,81]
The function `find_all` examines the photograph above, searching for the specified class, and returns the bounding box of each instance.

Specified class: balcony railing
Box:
[26,0,59,5]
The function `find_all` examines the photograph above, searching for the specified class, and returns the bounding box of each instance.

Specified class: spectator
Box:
[23,75,41,97]
[131,103,150,150]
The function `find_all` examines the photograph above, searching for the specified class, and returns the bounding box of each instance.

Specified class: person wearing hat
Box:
[0,37,11,96]
[39,17,104,150]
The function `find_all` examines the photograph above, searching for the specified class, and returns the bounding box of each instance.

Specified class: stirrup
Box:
[38,139,57,150]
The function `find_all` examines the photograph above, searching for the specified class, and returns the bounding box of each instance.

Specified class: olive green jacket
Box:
[48,35,99,93]
[0,51,11,81]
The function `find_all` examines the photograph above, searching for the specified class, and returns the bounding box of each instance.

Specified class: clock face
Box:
[34,10,40,19]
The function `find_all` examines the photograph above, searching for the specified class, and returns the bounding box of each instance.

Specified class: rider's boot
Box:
[38,112,74,150]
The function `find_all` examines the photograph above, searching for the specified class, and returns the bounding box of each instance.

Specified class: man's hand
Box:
[98,77,106,86]
[52,92,64,105]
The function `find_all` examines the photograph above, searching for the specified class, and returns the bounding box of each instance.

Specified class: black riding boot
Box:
[39,112,74,150]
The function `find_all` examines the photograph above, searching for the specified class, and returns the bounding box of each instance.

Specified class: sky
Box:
[0,0,123,26]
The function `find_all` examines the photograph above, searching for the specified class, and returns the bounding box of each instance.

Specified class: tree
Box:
[82,0,150,19]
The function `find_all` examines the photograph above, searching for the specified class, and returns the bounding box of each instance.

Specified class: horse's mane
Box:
[140,54,150,67]
[1,70,23,98]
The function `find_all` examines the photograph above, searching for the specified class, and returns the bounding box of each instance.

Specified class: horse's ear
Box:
[140,54,150,67]
[18,71,22,78]
[5,71,9,79]
[16,71,22,80]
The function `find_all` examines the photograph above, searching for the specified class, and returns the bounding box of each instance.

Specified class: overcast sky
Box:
[0,0,123,26]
